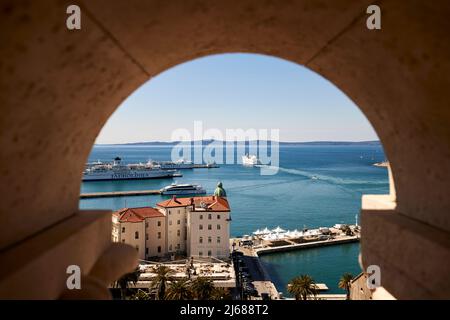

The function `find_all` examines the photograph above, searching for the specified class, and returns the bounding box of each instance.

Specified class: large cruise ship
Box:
[82,157,181,181]
[160,183,206,195]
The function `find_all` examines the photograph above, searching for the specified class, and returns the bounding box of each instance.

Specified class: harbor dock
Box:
[80,189,161,198]
[193,164,220,168]
[231,224,360,300]
[254,234,359,255]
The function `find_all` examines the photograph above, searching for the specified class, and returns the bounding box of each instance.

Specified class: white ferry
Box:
[242,154,261,166]
[160,183,206,195]
[82,157,181,181]
[153,158,195,170]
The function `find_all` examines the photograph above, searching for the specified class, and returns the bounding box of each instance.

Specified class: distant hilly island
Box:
[97,140,381,146]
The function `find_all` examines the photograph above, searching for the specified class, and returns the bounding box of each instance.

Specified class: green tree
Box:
[114,267,141,300]
[130,289,152,300]
[287,275,318,300]
[151,265,175,300]
[165,279,193,300]
[338,273,354,300]
[342,225,353,236]
[191,276,215,300]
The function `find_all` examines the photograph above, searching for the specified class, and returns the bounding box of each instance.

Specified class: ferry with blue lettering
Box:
[82,157,182,181]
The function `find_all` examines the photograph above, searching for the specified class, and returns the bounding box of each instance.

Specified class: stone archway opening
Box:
[80,52,395,297]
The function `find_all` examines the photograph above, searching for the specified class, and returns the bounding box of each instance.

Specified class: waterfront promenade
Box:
[231,226,360,300]
[254,234,359,255]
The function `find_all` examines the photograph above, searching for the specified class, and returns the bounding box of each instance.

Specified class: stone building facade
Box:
[113,195,231,260]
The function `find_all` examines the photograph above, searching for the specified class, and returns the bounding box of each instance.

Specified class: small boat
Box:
[242,154,261,166]
[160,183,207,195]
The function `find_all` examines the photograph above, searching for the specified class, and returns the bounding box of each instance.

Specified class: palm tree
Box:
[165,279,193,300]
[191,276,215,300]
[130,289,152,300]
[114,267,141,300]
[287,274,318,300]
[338,273,354,300]
[210,287,232,300]
[151,265,174,300]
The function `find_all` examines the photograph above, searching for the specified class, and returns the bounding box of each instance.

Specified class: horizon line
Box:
[95,139,381,146]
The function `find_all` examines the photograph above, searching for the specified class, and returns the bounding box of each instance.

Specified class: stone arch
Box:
[0,0,449,299]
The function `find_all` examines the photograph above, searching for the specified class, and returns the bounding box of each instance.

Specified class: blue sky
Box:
[95,53,378,144]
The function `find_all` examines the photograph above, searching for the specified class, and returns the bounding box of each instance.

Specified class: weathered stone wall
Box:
[0,0,449,299]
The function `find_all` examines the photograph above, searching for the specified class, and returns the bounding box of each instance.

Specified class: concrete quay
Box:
[80,189,160,198]
[231,230,360,300]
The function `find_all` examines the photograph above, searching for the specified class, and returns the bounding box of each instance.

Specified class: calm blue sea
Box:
[79,144,388,295]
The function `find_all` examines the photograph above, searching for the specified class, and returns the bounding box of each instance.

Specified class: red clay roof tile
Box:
[156,196,230,212]
[114,207,164,223]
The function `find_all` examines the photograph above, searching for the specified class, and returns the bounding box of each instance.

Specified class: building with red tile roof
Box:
[156,195,230,212]
[113,193,231,260]
[115,207,164,223]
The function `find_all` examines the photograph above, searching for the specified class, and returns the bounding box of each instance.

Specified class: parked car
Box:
[261,293,270,300]
[244,283,258,296]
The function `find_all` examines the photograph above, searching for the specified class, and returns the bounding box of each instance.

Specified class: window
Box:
[157,221,161,227]
[168,210,171,215]
[207,250,212,257]
[200,214,203,220]
[178,209,180,214]
[176,243,180,250]
[177,219,180,225]
[158,232,161,239]
[135,231,139,239]
[208,236,212,244]
[169,220,172,226]
[208,213,212,220]
[208,224,212,230]
[217,224,221,230]
[157,246,161,253]
[146,233,149,240]
[177,230,180,237]
[199,237,203,244]
[145,248,148,254]
[169,244,172,251]
[217,214,221,219]
[199,224,203,230]
[136,245,139,251]
[121,239,125,243]
[199,251,203,256]
[217,236,221,244]
[122,227,125,233]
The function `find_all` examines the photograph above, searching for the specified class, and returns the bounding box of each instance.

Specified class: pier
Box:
[231,224,360,300]
[80,189,161,198]
[192,164,220,168]
[254,235,359,255]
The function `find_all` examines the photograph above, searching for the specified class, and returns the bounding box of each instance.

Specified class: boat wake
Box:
[258,165,387,186]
